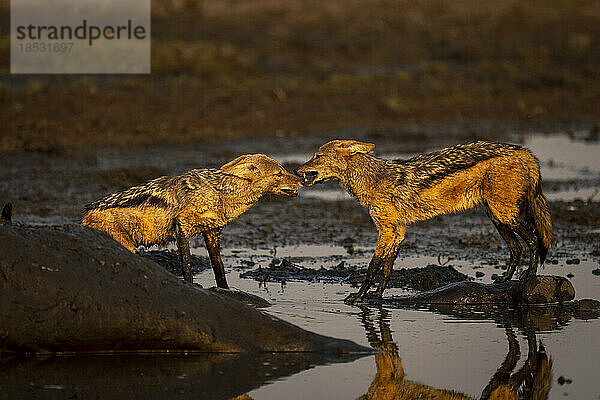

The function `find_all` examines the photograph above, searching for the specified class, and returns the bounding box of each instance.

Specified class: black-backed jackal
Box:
[296,140,552,303]
[82,154,302,287]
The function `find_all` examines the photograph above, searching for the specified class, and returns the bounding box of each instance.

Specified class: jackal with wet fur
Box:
[296,140,552,303]
[82,154,301,287]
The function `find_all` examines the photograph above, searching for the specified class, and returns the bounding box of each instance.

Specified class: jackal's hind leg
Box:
[493,223,523,283]
[515,224,539,282]
[485,205,523,283]
[174,220,193,283]
[203,227,228,289]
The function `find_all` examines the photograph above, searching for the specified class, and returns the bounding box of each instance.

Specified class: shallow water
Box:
[524,134,600,179]
[186,246,600,400]
[525,134,600,202]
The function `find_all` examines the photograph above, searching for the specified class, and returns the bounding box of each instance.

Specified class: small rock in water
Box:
[522,275,575,304]
[557,376,572,385]
[592,268,600,276]
[574,298,600,310]
[491,273,498,280]
[475,271,485,278]
[567,273,574,278]
[565,258,580,265]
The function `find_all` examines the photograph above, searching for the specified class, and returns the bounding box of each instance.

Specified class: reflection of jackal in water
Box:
[82,154,301,287]
[480,329,552,400]
[359,307,552,400]
[296,140,552,303]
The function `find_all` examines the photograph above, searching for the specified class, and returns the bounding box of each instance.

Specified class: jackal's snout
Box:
[221,154,302,196]
[276,172,302,197]
[296,140,375,186]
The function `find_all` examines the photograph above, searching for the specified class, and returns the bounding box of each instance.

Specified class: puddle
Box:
[168,240,599,298]
[524,134,600,180]
[524,134,600,202]
[197,243,474,277]
[174,245,600,399]
[194,243,600,300]
[211,232,598,399]
[193,243,371,270]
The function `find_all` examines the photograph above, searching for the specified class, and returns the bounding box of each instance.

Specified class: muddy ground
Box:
[0,131,598,285]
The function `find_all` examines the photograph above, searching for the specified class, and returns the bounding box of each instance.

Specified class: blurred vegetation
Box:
[1,0,599,153]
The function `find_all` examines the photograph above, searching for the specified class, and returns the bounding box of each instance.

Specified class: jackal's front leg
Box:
[371,225,405,298]
[203,227,228,289]
[174,220,193,283]
[345,225,405,304]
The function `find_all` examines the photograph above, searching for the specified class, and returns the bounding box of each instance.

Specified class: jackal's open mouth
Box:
[299,171,319,186]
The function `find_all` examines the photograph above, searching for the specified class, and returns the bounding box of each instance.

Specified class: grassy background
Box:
[1,0,599,153]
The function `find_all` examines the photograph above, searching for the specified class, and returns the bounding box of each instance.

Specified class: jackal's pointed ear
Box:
[335,141,375,157]
[220,156,259,181]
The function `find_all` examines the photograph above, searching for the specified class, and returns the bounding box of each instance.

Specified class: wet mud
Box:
[138,245,468,294]
[240,257,470,291]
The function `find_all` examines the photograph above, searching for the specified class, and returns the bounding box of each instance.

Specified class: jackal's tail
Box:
[530,180,552,264]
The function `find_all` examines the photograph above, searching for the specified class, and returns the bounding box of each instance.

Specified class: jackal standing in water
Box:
[296,140,552,303]
[83,154,302,287]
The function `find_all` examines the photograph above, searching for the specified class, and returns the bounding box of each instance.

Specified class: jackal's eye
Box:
[314,154,322,160]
